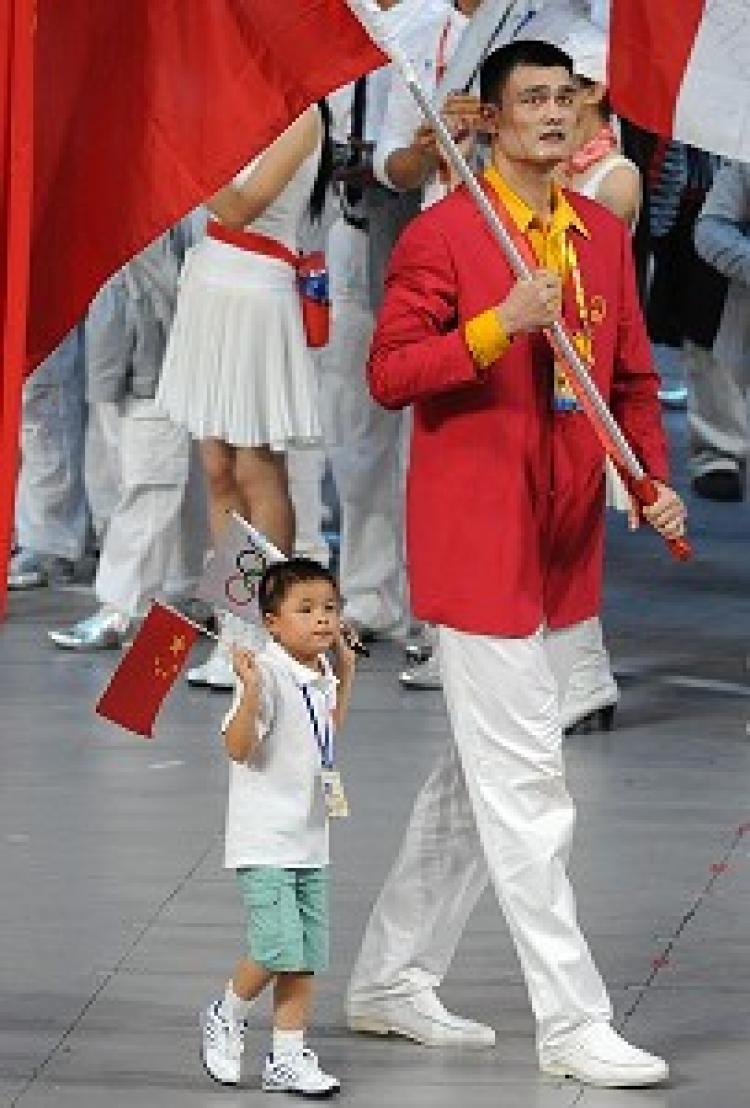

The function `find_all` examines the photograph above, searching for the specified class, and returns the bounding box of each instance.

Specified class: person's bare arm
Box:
[384,95,482,192]
[223,649,262,763]
[206,107,320,229]
[595,164,641,227]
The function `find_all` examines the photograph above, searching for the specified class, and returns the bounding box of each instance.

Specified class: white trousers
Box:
[320,219,406,630]
[685,340,749,476]
[348,622,612,1053]
[16,327,88,561]
[557,616,619,729]
[95,398,206,617]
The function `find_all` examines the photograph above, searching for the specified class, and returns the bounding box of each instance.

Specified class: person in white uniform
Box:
[157,106,331,687]
[692,160,750,498]
[48,221,207,649]
[319,0,463,644]
[356,0,479,678]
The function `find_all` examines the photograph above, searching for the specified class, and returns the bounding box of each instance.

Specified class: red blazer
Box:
[367,185,669,636]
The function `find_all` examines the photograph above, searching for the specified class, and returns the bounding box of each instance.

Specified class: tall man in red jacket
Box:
[346,40,685,1088]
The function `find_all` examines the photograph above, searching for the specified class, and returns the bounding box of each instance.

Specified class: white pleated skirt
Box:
[156,238,321,450]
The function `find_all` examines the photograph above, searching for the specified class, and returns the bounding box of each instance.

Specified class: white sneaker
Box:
[200,1000,245,1085]
[346,989,495,1049]
[399,653,442,691]
[186,642,235,690]
[539,1022,669,1088]
[262,1048,340,1097]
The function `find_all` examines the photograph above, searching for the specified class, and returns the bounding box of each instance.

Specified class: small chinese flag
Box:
[95,602,201,738]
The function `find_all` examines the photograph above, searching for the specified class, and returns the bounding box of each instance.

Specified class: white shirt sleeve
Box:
[373,69,424,190]
[372,7,468,192]
[220,664,277,746]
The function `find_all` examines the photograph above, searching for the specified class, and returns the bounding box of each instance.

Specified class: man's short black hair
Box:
[258,557,340,617]
[480,39,574,104]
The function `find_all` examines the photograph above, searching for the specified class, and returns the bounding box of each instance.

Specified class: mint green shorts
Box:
[236,866,329,974]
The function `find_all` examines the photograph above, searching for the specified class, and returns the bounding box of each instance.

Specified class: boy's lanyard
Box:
[300,685,334,770]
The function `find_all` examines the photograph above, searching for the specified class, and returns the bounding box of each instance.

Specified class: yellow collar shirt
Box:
[465,166,590,371]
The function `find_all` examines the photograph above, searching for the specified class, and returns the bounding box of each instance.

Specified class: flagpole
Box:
[345,0,691,563]
[158,601,221,644]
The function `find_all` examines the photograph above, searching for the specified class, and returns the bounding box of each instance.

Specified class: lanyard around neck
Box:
[300,685,334,769]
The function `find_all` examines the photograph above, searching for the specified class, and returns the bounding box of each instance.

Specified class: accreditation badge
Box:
[552,332,591,413]
[321,768,349,819]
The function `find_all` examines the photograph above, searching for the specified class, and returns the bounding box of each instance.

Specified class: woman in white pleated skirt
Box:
[157,104,331,556]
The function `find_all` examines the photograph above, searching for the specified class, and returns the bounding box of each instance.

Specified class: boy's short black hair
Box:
[480,39,574,104]
[258,557,340,617]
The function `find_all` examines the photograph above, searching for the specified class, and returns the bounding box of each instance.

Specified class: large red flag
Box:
[610,0,750,161]
[0,0,384,619]
[96,602,202,739]
[29,0,385,370]
[0,0,34,621]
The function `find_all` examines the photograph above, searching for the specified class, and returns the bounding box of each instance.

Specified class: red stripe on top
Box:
[609,0,706,137]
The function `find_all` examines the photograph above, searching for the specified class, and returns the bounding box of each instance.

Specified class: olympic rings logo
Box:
[225,543,269,607]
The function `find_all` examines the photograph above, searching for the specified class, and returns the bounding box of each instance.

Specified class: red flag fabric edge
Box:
[0,0,34,620]
[609,0,706,137]
[95,602,201,739]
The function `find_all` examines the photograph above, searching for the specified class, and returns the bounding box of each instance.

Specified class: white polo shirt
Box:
[222,638,337,870]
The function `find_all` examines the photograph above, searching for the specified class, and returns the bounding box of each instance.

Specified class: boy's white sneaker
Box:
[200,1001,244,1085]
[262,1048,340,1097]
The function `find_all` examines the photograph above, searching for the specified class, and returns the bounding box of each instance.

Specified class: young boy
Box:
[200,558,356,1096]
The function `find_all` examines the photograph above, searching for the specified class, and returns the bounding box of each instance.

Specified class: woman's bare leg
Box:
[200,438,243,543]
[235,446,295,554]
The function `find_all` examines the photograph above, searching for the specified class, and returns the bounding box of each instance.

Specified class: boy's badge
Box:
[321,768,349,819]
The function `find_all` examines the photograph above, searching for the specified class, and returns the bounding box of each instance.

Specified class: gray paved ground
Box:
[1,409,749,1108]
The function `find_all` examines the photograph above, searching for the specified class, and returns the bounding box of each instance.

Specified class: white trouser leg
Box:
[84,402,123,543]
[16,326,88,561]
[685,340,749,475]
[320,220,405,629]
[95,398,189,618]
[439,625,611,1053]
[163,441,208,597]
[347,738,489,1004]
[556,617,619,730]
[287,446,329,565]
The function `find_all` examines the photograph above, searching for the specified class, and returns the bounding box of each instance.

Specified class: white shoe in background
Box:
[186,641,235,690]
[399,652,442,691]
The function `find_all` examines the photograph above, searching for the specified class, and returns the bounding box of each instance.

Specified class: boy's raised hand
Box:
[231,647,260,692]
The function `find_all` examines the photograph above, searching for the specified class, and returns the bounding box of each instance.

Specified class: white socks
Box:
[221,981,252,1025]
[272,1027,304,1061]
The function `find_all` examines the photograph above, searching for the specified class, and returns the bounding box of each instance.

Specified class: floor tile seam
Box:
[569,820,748,1108]
[616,819,748,1034]
[6,833,219,1108]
